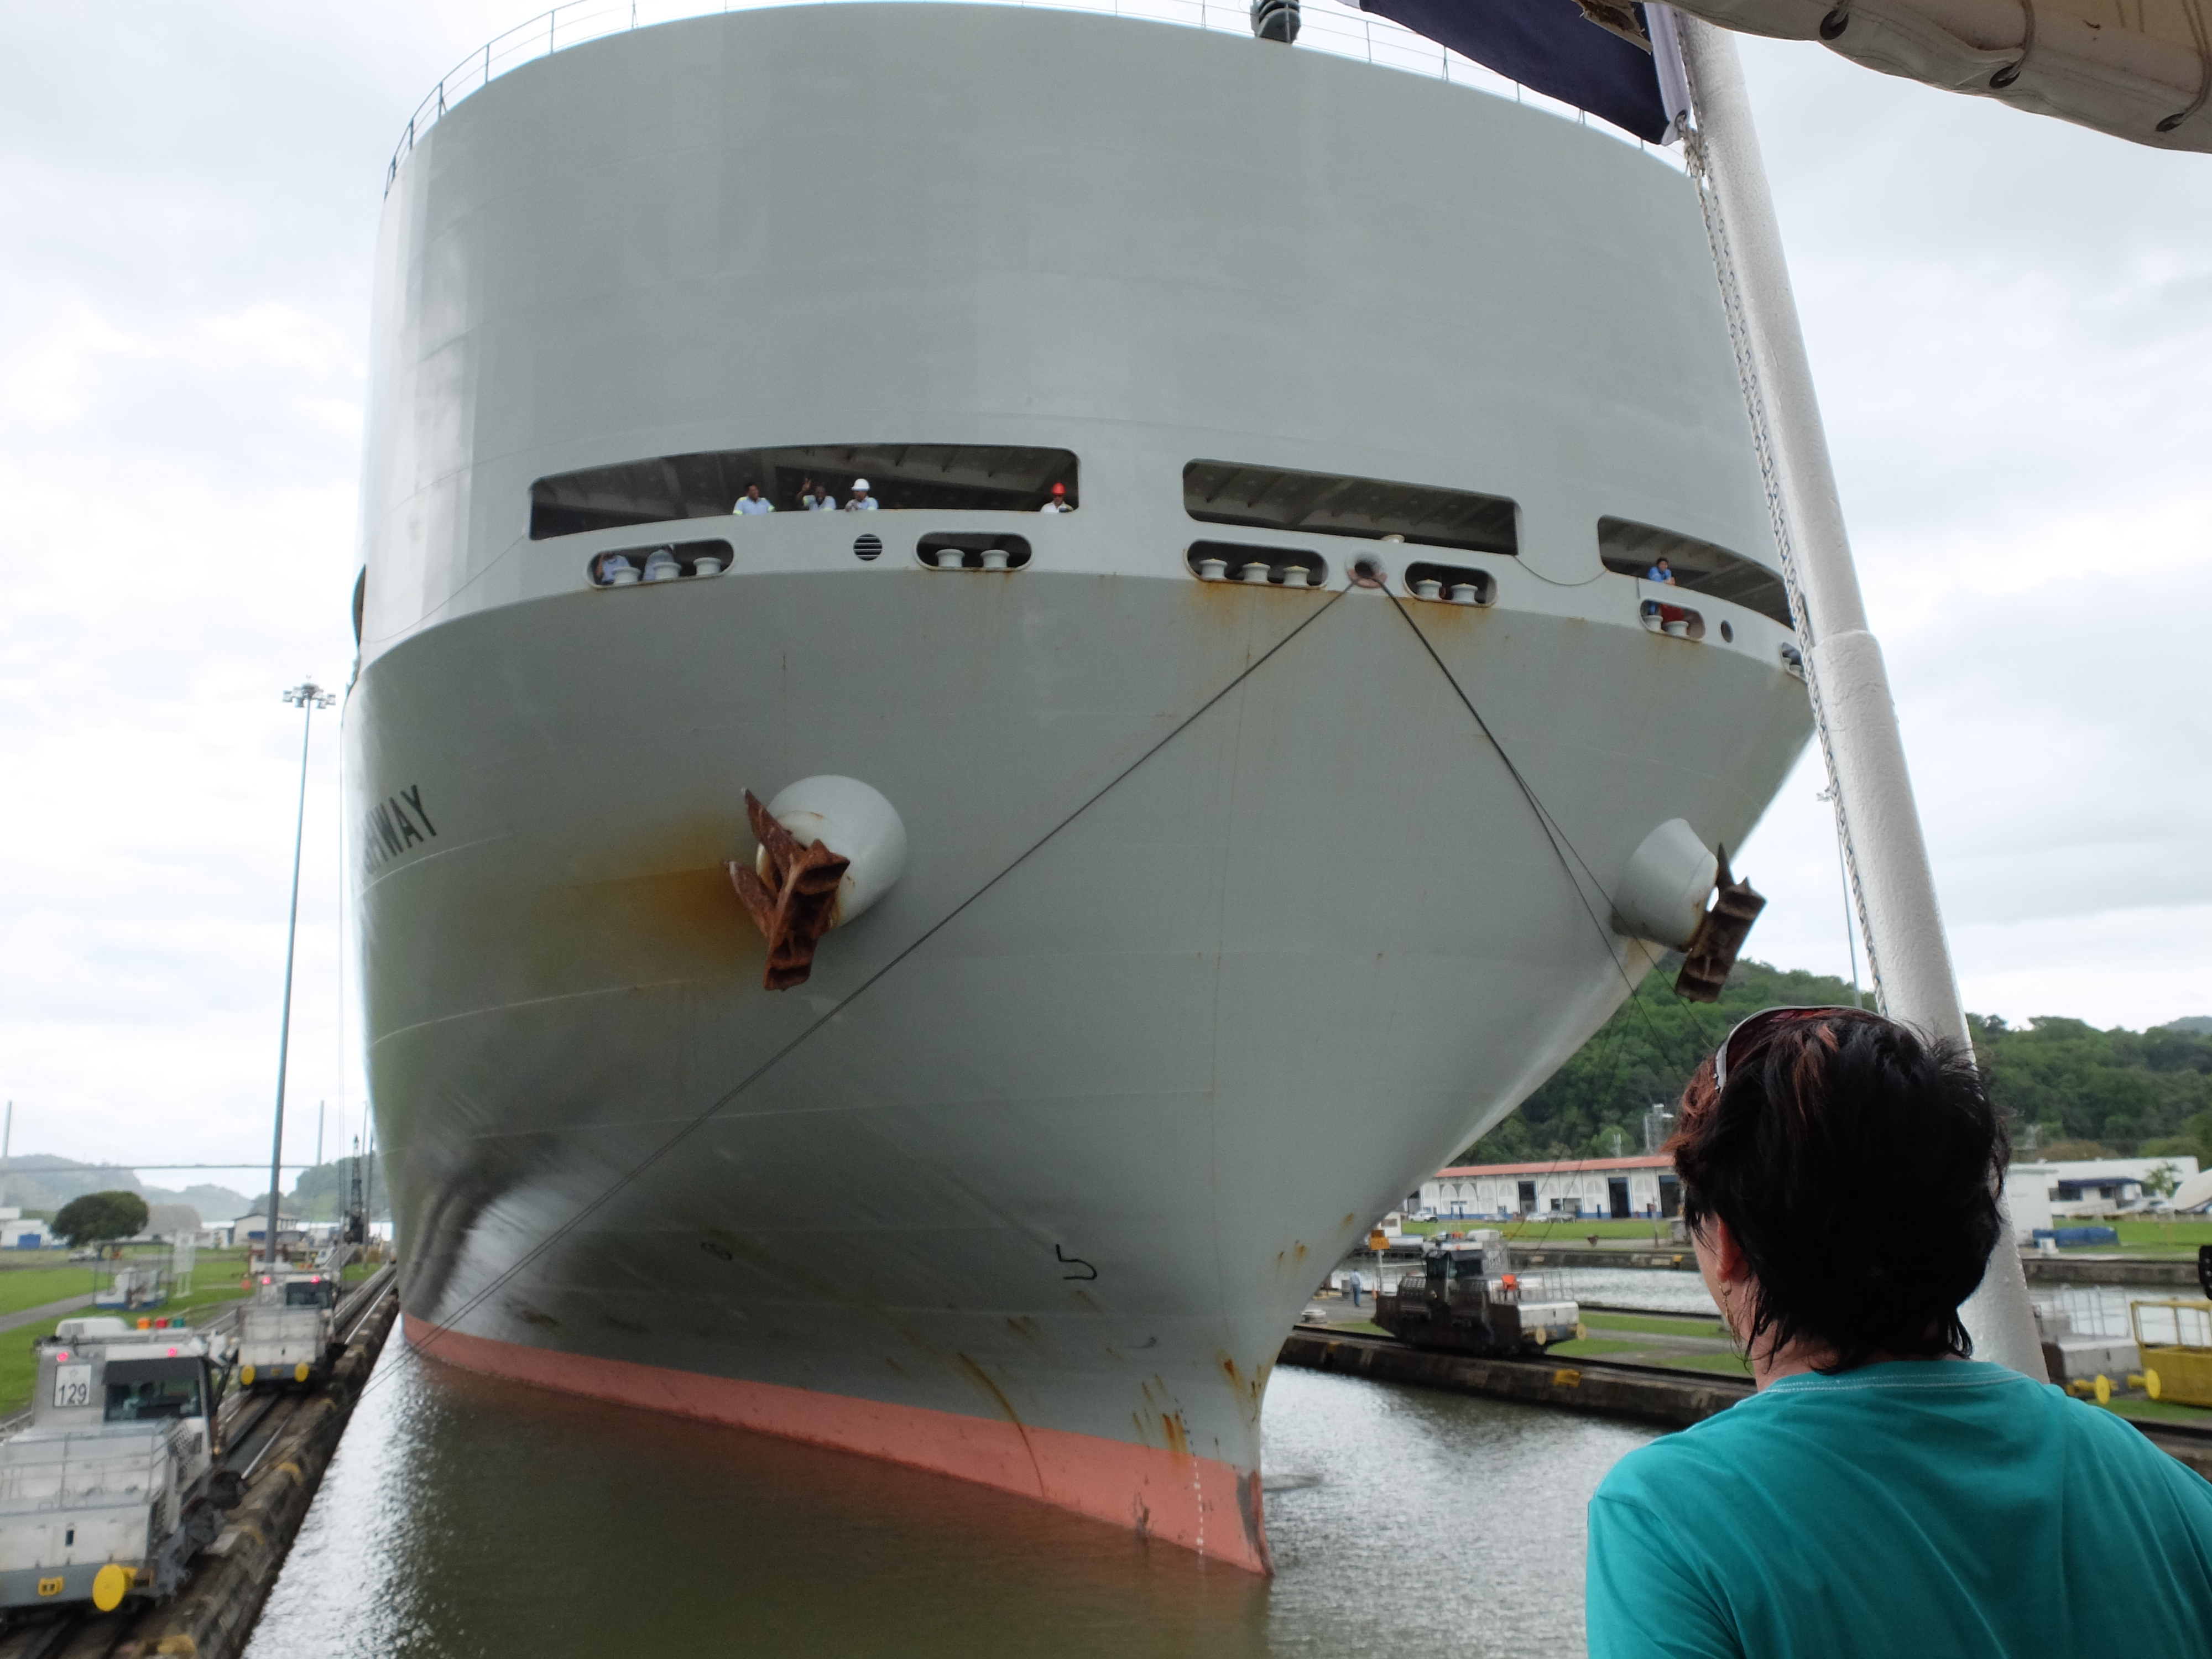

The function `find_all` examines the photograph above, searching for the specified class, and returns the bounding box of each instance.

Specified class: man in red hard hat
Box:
[1040,482,1073,513]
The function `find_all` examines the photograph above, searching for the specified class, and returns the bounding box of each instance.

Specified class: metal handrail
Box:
[385,0,1662,194]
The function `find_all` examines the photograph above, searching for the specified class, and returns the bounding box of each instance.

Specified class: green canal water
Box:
[244,1334,1658,1656]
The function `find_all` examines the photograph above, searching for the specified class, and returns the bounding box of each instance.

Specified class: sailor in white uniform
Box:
[843,478,879,510]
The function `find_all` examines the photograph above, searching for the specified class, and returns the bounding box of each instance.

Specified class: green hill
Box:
[1460,959,2212,1167]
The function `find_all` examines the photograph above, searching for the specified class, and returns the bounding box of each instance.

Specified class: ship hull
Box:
[409,1314,1263,1563]
[353,4,1811,1568]
[354,567,1803,1571]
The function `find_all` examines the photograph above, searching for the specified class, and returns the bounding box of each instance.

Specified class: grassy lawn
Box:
[0,1317,75,1418]
[2112,1220,2212,1248]
[1546,1337,1649,1359]
[1583,1311,1731,1340]
[1655,1351,1756,1377]
[1402,1217,2212,1253]
[2047,1219,2212,1256]
[0,1266,111,1317]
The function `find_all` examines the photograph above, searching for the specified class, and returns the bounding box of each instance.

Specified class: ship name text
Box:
[362,784,438,875]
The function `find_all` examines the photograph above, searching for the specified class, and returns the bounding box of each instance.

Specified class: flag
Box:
[1361,0,1676,143]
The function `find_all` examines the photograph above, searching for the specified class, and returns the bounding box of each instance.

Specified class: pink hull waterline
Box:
[404,1314,1273,1574]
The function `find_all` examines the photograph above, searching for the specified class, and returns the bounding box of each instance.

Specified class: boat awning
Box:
[1368,0,2206,154]
[1663,0,2209,153]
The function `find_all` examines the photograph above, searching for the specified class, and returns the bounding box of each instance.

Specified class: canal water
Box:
[246,1334,1659,1657]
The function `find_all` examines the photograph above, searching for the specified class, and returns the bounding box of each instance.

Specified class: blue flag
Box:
[1360,0,1672,143]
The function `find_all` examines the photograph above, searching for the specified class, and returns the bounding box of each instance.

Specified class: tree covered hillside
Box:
[1460,958,2212,1167]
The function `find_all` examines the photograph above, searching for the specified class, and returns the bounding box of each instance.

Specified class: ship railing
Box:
[386,0,1684,195]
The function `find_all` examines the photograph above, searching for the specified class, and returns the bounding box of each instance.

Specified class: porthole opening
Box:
[588,539,733,587]
[1402,561,1494,606]
[1640,599,1707,641]
[1719,620,1735,643]
[918,533,1032,571]
[1185,542,1327,588]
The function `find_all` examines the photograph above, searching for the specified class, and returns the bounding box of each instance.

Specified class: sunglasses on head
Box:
[1712,1005,1892,1091]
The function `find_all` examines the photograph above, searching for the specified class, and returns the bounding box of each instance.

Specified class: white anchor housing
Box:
[757,775,908,928]
[1611,818,1720,949]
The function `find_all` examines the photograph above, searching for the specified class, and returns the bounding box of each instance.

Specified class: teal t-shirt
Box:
[1587,1360,2212,1658]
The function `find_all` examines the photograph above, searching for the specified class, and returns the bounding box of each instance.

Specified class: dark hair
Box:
[1669,1014,2007,1372]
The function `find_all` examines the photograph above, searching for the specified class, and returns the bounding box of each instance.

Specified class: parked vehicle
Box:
[2131,1299,2212,1408]
[0,1318,240,1613]
[236,1271,338,1389]
[1374,1233,1581,1357]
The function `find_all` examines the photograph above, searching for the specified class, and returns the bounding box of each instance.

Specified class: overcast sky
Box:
[1,1,2205,1180]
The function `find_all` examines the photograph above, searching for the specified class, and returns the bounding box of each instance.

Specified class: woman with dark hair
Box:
[1587,1007,2212,1658]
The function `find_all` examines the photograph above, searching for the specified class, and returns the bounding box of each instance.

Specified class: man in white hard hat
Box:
[843,478,878,511]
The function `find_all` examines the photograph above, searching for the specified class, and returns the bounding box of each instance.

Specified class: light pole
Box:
[265,681,335,1267]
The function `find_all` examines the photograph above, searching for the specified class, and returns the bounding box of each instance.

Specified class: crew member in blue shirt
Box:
[734,483,774,515]
[1646,556,1675,583]
[1586,1007,2212,1658]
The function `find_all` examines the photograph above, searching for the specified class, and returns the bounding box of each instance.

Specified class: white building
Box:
[1415,1155,1678,1222]
[0,1208,50,1250]
[228,1209,310,1249]
[134,1203,205,1244]
[2008,1155,2201,1222]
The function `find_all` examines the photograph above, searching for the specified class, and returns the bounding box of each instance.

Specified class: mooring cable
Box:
[366,586,1353,1392]
[1380,596,1714,1081]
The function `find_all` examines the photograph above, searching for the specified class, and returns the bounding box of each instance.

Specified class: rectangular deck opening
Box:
[531,445,1078,538]
[1184,461,1516,554]
[1598,518,1791,628]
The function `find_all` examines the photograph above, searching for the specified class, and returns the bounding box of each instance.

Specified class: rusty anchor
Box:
[1673,844,1767,1003]
[726,790,850,990]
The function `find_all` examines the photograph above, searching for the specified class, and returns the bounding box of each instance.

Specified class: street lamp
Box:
[265,681,335,1266]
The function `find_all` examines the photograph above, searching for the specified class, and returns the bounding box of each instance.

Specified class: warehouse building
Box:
[1415,1154,1678,1222]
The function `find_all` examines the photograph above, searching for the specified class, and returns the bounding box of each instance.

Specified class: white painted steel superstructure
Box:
[351,2,1811,1568]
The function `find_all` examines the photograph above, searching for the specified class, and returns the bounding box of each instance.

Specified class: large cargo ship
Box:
[349,1,1811,1572]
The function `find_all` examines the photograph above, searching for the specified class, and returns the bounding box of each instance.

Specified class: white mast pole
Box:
[1665,14,2043,1379]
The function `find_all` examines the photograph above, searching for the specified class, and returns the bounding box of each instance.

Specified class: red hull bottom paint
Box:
[406,1315,1272,1573]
